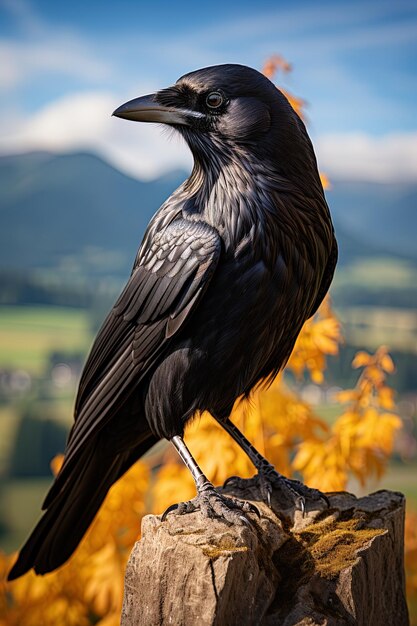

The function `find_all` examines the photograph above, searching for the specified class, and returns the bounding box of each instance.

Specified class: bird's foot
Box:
[224,463,329,515]
[161,479,260,525]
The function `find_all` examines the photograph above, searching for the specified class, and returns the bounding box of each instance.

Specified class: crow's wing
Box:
[65,217,221,466]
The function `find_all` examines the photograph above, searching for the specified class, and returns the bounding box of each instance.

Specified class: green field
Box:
[339,305,417,353]
[335,257,417,291]
[0,478,53,553]
[0,305,92,373]
[380,462,417,505]
[0,304,91,471]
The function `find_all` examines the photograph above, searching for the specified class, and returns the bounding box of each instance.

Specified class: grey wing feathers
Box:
[64,218,221,469]
[114,219,221,324]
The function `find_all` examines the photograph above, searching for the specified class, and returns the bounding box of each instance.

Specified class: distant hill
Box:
[326,180,417,260]
[0,150,415,282]
[0,151,186,277]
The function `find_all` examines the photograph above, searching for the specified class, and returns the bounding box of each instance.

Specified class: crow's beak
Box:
[112,93,203,126]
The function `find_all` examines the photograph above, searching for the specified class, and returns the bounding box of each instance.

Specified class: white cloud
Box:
[193,1,417,50]
[315,132,417,182]
[0,36,113,89]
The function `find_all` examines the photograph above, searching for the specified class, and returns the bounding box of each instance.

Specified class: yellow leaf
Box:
[320,172,331,190]
[352,351,371,368]
[378,386,395,409]
[365,365,385,385]
[335,389,358,404]
[50,454,64,476]
[380,353,395,373]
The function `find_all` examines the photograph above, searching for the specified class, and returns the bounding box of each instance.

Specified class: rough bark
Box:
[121,484,408,626]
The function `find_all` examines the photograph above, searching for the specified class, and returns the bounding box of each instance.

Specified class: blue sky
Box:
[1,0,416,181]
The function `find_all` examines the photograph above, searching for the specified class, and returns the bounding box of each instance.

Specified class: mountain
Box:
[0,151,187,277]
[326,180,417,260]
[0,151,415,282]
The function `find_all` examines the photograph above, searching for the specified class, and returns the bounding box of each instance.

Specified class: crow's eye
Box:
[206,91,224,109]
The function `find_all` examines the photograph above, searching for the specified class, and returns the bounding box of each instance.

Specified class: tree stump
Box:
[121,483,408,626]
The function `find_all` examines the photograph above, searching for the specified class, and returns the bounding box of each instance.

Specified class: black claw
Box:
[239,515,251,526]
[296,496,306,516]
[223,476,237,489]
[266,489,271,509]
[247,502,261,518]
[256,464,330,515]
[161,503,178,521]
[321,493,331,508]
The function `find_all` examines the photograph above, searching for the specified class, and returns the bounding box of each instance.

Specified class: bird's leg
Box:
[218,417,329,513]
[161,435,260,524]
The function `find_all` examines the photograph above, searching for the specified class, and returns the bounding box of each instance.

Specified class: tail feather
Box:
[8,434,156,580]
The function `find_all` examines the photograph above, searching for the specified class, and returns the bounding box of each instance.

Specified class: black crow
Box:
[8,63,337,580]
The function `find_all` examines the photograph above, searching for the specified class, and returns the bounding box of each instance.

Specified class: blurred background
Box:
[0,0,416,621]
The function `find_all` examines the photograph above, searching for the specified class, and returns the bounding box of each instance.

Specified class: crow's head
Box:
[113,64,276,138]
[113,64,319,187]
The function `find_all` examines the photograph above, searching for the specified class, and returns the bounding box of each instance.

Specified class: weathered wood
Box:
[121,483,408,626]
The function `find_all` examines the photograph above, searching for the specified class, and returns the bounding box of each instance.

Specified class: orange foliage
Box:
[319,172,331,190]
[287,297,341,384]
[261,54,306,120]
[262,54,292,78]
[1,460,149,625]
[294,345,401,491]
